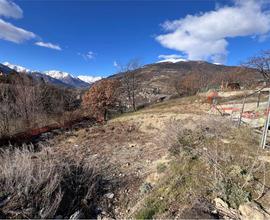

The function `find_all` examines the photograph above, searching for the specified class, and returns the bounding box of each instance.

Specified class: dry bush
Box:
[82,79,120,122]
[0,145,102,219]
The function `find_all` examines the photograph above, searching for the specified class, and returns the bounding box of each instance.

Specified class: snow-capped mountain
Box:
[3,62,31,73]
[78,75,102,84]
[0,63,14,75]
[44,70,89,88]
[1,62,101,88]
[44,70,74,79]
[157,58,188,63]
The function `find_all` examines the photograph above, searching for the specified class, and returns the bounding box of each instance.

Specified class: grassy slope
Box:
[112,97,270,218]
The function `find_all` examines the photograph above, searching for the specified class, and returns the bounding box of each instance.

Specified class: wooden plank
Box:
[238,95,246,127]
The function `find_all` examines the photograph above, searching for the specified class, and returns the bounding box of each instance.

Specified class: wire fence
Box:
[208,86,270,149]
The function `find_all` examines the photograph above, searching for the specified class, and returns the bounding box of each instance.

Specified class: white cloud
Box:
[78,75,102,84]
[0,0,34,43]
[0,0,23,19]
[85,51,94,60]
[78,51,95,61]
[35,41,62,50]
[156,0,270,63]
[0,18,36,43]
[0,0,60,48]
[113,61,119,68]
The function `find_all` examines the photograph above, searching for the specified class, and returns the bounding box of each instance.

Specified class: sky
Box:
[0,0,270,78]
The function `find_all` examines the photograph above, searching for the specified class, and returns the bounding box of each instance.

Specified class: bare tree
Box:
[244,50,270,81]
[119,59,141,111]
[12,74,43,128]
[0,84,14,136]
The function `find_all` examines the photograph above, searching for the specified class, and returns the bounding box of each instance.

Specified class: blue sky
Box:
[0,0,270,78]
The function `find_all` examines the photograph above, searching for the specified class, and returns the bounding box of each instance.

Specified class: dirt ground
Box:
[42,95,270,218]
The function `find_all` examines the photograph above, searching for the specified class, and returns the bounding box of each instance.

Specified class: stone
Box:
[221,139,231,144]
[239,202,270,220]
[69,210,82,219]
[215,197,229,209]
[105,193,114,199]
[214,198,240,219]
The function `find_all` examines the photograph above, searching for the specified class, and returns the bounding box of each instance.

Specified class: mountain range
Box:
[1,60,259,99]
[0,62,101,88]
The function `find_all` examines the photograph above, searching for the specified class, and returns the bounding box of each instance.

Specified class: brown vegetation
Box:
[0,72,81,138]
[0,145,102,219]
[174,67,257,96]
[82,79,120,122]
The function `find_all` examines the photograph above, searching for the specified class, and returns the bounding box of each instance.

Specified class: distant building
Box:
[227,82,240,90]
[220,81,240,91]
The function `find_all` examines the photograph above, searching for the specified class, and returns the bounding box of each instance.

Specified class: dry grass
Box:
[134,118,269,219]
[0,145,102,219]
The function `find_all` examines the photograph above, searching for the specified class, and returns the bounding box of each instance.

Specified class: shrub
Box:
[216,180,251,209]
[141,119,262,218]
[140,182,153,194]
[0,145,101,219]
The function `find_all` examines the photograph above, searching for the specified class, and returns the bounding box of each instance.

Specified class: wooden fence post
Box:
[257,91,261,108]
[260,91,270,149]
[238,95,246,127]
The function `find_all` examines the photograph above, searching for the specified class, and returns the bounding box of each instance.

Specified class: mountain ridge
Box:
[109,60,259,109]
[0,62,101,88]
